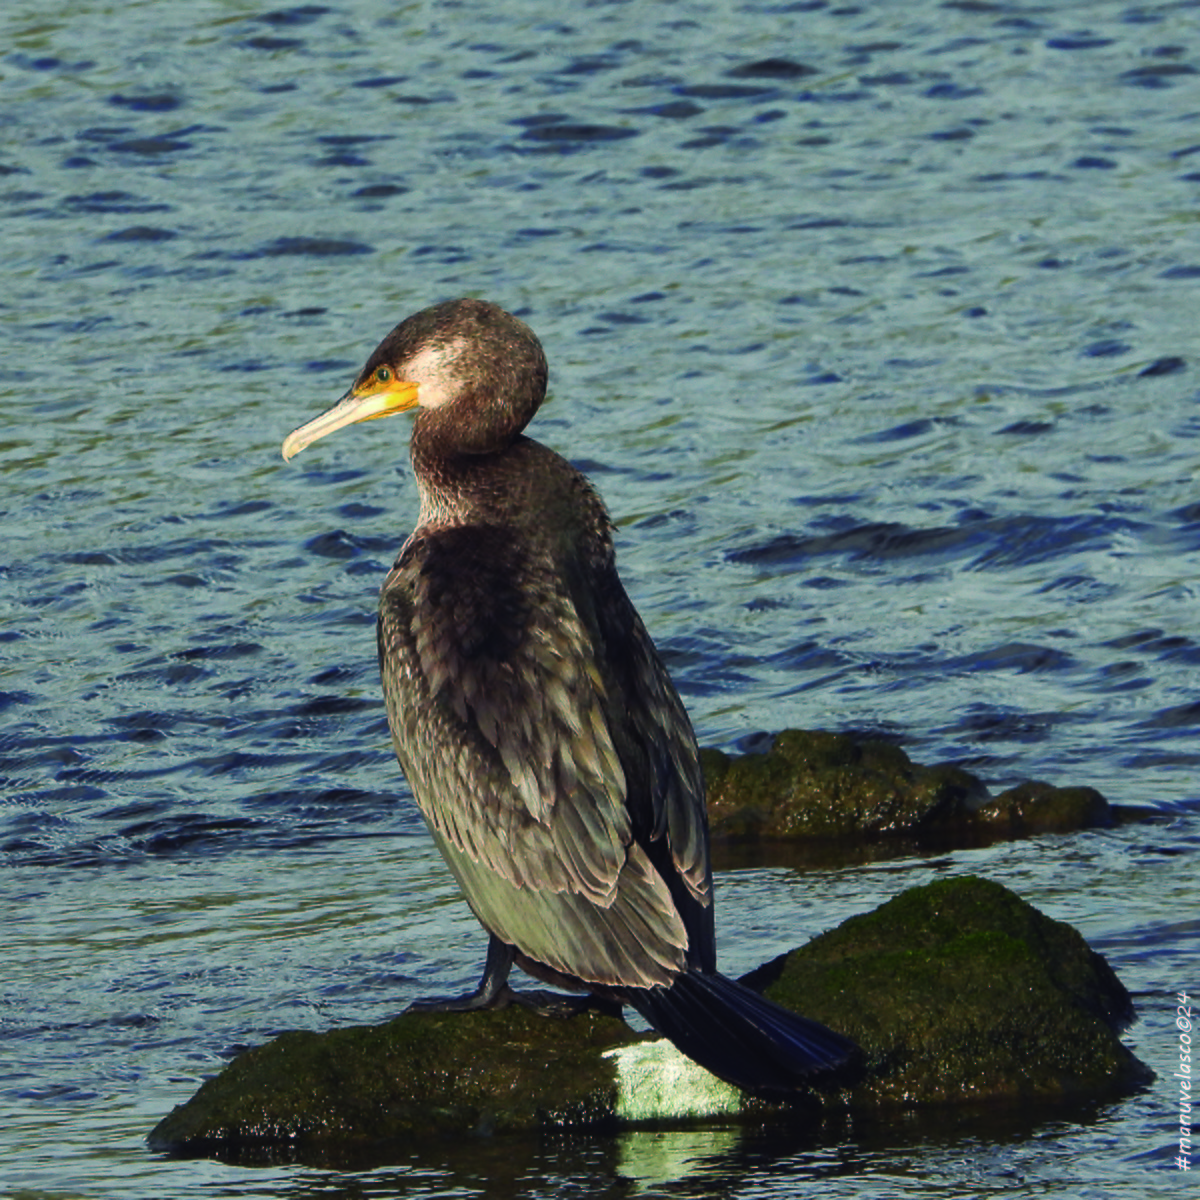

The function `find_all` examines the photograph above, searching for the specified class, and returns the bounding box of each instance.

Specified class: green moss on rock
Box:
[150,878,1150,1161]
[701,730,1130,848]
[704,730,983,840]
[150,1006,648,1156]
[749,875,1149,1106]
[974,780,1110,834]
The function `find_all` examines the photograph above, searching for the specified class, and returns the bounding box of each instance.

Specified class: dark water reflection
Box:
[2,0,1198,1195]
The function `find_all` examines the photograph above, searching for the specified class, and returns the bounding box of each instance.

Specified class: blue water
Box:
[2,0,1198,1195]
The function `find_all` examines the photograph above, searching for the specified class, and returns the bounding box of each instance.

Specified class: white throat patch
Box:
[405,338,467,409]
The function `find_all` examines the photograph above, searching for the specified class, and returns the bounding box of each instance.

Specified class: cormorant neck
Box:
[409,424,533,529]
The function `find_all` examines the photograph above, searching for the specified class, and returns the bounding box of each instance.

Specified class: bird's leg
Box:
[404,934,620,1019]
[405,934,517,1013]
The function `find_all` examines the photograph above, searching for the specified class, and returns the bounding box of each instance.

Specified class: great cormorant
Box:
[282,298,858,1095]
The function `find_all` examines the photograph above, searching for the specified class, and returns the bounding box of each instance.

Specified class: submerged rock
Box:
[150,877,1149,1162]
[702,729,1129,847]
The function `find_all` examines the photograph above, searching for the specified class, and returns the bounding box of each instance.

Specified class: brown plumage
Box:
[282,298,857,1094]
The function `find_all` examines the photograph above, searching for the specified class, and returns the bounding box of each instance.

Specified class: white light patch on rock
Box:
[604,1040,745,1123]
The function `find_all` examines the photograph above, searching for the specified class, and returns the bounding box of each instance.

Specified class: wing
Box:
[377,521,693,988]
[584,556,715,970]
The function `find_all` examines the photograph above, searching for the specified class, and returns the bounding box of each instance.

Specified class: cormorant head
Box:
[282,298,548,462]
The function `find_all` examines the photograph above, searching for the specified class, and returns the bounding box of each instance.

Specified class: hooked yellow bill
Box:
[281,372,420,462]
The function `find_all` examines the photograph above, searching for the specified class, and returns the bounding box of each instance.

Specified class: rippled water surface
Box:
[3,0,1199,1196]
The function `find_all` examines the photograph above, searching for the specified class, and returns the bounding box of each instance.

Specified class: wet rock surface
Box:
[150,1005,649,1160]
[702,730,1141,846]
[748,875,1150,1109]
[151,877,1150,1163]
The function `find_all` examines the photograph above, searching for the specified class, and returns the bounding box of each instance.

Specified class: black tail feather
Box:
[626,970,859,1096]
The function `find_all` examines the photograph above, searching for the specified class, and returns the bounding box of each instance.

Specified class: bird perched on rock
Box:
[282,297,858,1095]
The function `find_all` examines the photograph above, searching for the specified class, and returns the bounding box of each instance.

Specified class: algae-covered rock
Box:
[973,780,1110,835]
[702,730,984,840]
[700,730,1130,848]
[151,877,1149,1162]
[747,875,1150,1107]
[150,1006,651,1157]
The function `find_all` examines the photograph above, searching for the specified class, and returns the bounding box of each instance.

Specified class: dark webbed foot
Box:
[405,934,515,1013]
[406,986,612,1018]
[405,985,517,1013]
[403,935,622,1019]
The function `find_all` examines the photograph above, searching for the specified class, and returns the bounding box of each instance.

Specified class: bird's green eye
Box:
[376,366,392,384]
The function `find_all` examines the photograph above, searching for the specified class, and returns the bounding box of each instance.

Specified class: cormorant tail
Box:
[626,969,859,1096]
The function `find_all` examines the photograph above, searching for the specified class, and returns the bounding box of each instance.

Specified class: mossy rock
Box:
[973,780,1110,834]
[150,1006,651,1158]
[151,877,1149,1163]
[699,730,1135,850]
[702,729,984,840]
[748,875,1149,1107]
